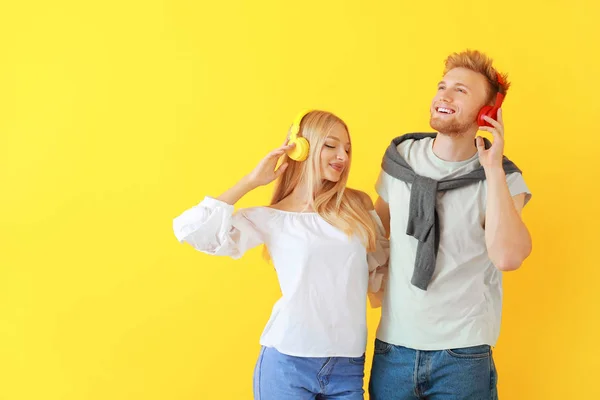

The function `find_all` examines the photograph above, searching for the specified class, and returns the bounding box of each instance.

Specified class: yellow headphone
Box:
[286,110,311,162]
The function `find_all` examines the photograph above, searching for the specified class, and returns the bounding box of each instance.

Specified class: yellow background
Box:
[1,0,599,399]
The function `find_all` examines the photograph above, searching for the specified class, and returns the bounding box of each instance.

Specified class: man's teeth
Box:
[437,107,454,114]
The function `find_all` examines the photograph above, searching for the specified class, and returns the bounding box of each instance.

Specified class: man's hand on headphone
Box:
[477,108,505,171]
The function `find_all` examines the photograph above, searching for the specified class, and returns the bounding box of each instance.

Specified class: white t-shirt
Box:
[376,137,531,350]
[173,196,388,357]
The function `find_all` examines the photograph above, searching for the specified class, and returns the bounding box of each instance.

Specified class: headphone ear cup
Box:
[477,106,493,127]
[287,137,310,161]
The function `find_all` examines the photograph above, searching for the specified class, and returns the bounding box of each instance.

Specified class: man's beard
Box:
[429,114,475,136]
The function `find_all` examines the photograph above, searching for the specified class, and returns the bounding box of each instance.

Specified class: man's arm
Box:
[375,196,391,238]
[478,110,532,271]
[484,172,532,271]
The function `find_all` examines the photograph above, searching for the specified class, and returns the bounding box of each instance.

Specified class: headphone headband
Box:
[290,110,312,139]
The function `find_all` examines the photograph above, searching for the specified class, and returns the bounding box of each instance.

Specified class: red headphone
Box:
[477,74,505,127]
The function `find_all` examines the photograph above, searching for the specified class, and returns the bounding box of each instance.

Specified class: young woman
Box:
[173,110,388,399]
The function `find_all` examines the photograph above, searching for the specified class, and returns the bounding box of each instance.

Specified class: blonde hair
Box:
[263,110,377,259]
[444,49,511,104]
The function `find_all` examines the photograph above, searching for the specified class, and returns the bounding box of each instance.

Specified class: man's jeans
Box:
[369,339,498,400]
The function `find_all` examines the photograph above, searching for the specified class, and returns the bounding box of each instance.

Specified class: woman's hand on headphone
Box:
[246,141,296,187]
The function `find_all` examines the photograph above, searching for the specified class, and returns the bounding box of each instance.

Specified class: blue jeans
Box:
[369,339,498,400]
[253,346,365,399]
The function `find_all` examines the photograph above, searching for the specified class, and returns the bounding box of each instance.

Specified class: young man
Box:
[369,50,532,399]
